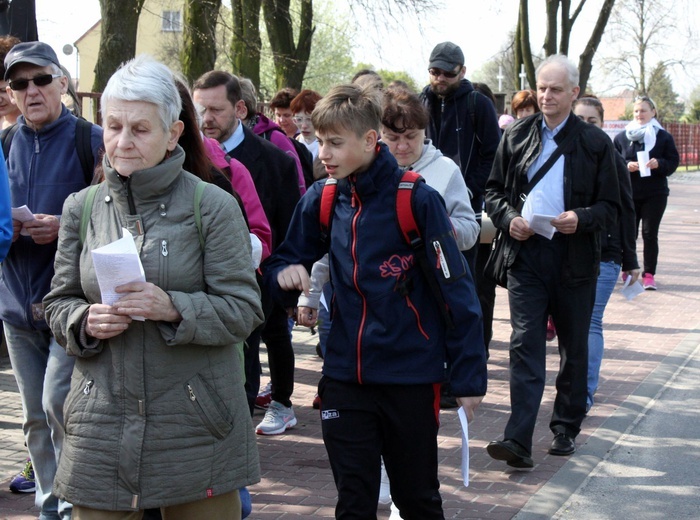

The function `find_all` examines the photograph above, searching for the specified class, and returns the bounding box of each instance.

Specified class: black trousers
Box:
[244,289,296,414]
[634,193,668,275]
[319,376,444,520]
[475,242,497,356]
[504,235,595,452]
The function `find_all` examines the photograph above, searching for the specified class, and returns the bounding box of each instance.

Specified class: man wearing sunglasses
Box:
[421,41,500,409]
[421,42,500,273]
[0,41,103,520]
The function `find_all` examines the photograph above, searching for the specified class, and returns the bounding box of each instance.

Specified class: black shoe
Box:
[486,439,534,468]
[549,433,576,456]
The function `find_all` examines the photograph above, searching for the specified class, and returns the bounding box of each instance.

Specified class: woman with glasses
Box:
[574,96,639,411]
[613,96,679,290]
[290,89,322,160]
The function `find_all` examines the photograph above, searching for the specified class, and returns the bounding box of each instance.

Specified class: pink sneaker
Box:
[255,381,272,410]
[546,316,557,341]
[642,273,657,290]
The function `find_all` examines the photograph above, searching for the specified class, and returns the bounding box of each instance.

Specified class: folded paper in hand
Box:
[91,228,146,320]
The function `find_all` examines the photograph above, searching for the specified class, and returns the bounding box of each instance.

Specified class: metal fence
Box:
[665,123,700,168]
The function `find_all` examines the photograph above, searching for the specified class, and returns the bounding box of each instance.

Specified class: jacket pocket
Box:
[63,373,95,434]
[184,374,233,439]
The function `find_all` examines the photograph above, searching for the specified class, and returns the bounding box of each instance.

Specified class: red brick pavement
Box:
[1,173,699,519]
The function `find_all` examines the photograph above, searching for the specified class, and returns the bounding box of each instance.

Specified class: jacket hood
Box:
[253,113,282,136]
[202,136,229,169]
[409,140,444,172]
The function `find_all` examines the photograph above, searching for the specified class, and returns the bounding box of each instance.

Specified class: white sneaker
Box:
[378,458,391,505]
[389,501,403,520]
[255,401,297,435]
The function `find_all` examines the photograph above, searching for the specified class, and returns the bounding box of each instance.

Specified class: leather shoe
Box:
[549,433,576,456]
[486,439,534,468]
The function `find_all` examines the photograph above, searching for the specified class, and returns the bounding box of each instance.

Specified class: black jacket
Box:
[421,79,501,218]
[602,152,638,270]
[485,113,620,286]
[613,128,679,199]
[229,124,300,249]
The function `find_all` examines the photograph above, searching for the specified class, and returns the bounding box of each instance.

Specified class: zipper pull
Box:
[83,380,94,395]
[34,135,40,154]
[161,240,168,257]
[187,384,196,401]
[350,184,356,208]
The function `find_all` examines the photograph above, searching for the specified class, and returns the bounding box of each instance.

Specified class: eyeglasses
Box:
[293,116,312,125]
[8,73,63,91]
[428,68,460,79]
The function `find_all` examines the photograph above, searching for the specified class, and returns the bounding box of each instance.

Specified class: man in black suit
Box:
[194,71,301,436]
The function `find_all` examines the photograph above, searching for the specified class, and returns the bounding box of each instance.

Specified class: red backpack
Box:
[319,171,454,329]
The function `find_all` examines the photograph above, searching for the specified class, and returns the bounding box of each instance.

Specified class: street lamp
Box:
[62,43,79,86]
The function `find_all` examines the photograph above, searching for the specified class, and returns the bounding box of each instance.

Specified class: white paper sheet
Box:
[620,275,645,301]
[529,214,557,239]
[637,151,651,177]
[457,407,470,487]
[91,228,146,320]
[11,205,35,235]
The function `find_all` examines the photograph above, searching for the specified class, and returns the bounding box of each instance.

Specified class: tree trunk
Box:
[181,0,222,84]
[94,0,145,94]
[231,0,263,88]
[518,0,536,89]
[577,0,616,94]
[559,0,571,54]
[514,19,523,91]
[262,0,315,91]
[544,0,559,56]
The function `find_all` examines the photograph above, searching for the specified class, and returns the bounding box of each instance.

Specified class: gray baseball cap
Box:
[428,42,464,71]
[4,41,62,80]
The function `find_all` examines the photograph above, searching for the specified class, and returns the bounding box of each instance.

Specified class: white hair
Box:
[101,55,181,132]
[536,54,579,89]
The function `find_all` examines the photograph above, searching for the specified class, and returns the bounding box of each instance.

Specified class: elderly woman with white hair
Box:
[43,55,264,519]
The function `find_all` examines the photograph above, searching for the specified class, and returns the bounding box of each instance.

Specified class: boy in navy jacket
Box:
[263,84,486,519]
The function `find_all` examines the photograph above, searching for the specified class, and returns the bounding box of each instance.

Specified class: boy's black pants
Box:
[319,376,445,520]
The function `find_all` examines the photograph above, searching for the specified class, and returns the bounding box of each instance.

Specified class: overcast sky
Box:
[35,0,698,98]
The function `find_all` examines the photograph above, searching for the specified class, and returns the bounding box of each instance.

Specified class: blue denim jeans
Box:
[4,323,74,520]
[587,261,621,409]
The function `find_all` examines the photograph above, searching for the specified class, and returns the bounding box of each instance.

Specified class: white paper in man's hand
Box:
[529,214,557,239]
[11,205,35,235]
[620,274,645,301]
[457,407,470,487]
[91,228,146,320]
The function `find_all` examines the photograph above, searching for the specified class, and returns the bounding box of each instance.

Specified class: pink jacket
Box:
[253,114,307,195]
[203,137,273,261]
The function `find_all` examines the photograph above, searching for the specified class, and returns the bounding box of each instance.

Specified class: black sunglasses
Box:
[428,68,460,79]
[8,73,63,91]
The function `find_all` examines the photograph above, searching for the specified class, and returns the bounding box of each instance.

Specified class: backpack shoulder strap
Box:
[194,181,207,251]
[467,90,477,130]
[319,177,338,244]
[1,123,19,160]
[79,184,100,247]
[396,171,455,329]
[75,118,95,186]
[396,171,423,246]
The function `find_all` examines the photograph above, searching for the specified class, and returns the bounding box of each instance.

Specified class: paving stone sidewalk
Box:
[1,172,698,519]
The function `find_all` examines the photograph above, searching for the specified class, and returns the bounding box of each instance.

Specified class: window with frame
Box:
[162,10,182,32]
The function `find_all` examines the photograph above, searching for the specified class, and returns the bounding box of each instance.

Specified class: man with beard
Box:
[421,41,500,409]
[421,42,500,273]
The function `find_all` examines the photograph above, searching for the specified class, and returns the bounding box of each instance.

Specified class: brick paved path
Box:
[1,173,698,519]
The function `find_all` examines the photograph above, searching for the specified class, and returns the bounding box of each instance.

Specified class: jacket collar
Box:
[104,145,186,204]
[339,142,399,197]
